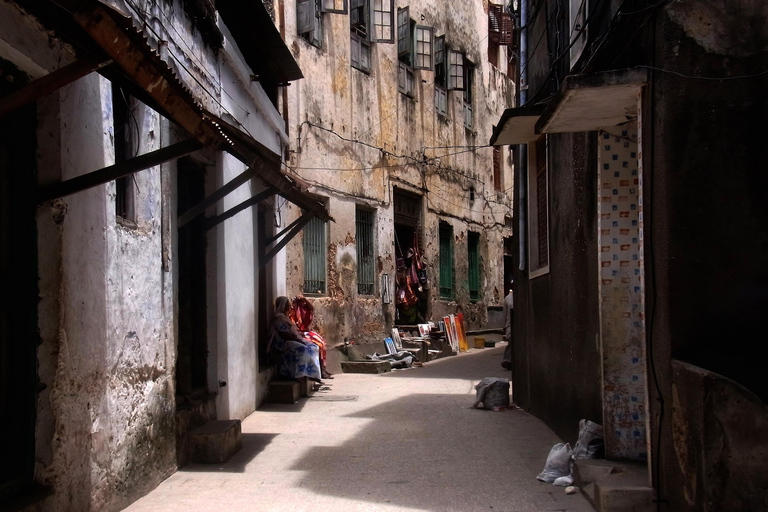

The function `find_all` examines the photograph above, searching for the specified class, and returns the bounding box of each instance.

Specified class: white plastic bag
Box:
[536,443,572,483]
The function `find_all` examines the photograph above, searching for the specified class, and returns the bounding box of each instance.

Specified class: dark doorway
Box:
[176,157,208,396]
[0,99,38,499]
[393,189,426,325]
[503,236,514,295]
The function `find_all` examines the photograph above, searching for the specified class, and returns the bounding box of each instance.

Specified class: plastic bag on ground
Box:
[572,419,604,460]
[536,443,573,483]
[473,377,510,410]
[553,474,574,486]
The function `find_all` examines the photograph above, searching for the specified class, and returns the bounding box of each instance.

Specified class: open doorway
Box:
[393,189,427,325]
[176,157,208,396]
[0,101,37,500]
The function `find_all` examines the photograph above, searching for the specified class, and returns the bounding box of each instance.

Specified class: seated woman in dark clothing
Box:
[269,296,322,382]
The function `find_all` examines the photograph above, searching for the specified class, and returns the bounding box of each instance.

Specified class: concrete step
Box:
[267,380,301,403]
[574,459,653,512]
[190,420,242,464]
[341,360,392,373]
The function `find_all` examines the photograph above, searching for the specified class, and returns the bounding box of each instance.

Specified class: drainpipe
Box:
[517,0,528,272]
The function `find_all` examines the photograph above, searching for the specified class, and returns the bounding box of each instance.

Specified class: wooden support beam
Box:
[36,138,202,204]
[265,214,305,245]
[260,211,314,269]
[0,58,112,119]
[177,167,258,227]
[203,188,277,231]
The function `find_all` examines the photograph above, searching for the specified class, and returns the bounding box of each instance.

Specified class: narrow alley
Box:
[124,345,592,512]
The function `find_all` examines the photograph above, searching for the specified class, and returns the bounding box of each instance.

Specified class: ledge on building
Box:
[489,104,544,146]
[535,68,648,135]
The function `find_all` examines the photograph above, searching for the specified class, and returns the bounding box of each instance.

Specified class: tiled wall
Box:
[597,121,648,461]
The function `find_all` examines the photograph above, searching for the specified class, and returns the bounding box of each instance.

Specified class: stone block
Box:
[341,361,392,373]
[595,483,653,512]
[574,459,622,486]
[268,380,300,403]
[190,420,242,464]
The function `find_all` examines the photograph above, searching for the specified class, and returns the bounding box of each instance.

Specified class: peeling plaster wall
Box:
[34,74,176,512]
[278,0,514,345]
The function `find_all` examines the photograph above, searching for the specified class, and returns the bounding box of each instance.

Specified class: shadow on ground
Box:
[179,433,278,473]
[381,345,511,381]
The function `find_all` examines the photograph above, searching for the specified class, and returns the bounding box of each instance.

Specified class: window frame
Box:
[413,25,434,70]
[112,82,137,225]
[493,145,502,191]
[320,0,348,14]
[370,0,395,43]
[527,135,550,278]
[462,59,473,129]
[303,213,328,295]
[448,50,465,91]
[356,207,376,296]
[434,35,447,87]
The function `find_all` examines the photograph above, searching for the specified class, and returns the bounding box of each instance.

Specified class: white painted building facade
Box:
[0,0,317,509]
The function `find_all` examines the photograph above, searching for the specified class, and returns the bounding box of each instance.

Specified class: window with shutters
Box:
[112,83,137,225]
[297,0,323,48]
[488,3,514,70]
[527,135,550,278]
[397,7,411,61]
[356,207,375,295]
[303,214,327,294]
[351,33,371,73]
[493,145,502,191]
[448,50,464,91]
[468,231,480,302]
[413,25,433,69]
[439,222,454,299]
[370,0,395,42]
[434,35,447,117]
[398,61,414,97]
[462,59,474,129]
[321,0,348,14]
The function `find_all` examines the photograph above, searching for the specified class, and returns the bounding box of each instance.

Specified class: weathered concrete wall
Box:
[277,0,515,345]
[648,3,768,510]
[34,74,176,512]
[512,132,603,445]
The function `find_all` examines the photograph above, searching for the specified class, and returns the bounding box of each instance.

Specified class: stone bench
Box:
[190,419,242,464]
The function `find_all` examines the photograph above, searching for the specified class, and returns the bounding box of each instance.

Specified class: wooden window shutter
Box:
[413,25,433,70]
[397,7,411,58]
[448,50,465,90]
[297,0,316,35]
[493,146,502,191]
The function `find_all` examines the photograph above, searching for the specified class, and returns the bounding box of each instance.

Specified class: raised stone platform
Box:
[190,420,242,464]
[574,459,653,512]
[340,360,392,374]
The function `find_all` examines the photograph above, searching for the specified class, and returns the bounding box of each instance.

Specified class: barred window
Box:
[303,215,327,294]
[356,208,375,295]
[468,231,480,302]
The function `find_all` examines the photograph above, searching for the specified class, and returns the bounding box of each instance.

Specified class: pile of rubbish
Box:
[537,419,604,488]
[472,377,511,411]
[365,351,419,369]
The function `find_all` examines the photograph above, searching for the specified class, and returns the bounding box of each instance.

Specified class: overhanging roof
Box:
[217,0,303,85]
[17,0,329,221]
[536,69,648,134]
[489,105,544,146]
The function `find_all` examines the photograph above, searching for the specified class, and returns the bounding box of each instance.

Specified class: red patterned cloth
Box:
[304,331,327,365]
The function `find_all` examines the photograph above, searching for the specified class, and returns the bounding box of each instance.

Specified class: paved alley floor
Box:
[125,345,594,512]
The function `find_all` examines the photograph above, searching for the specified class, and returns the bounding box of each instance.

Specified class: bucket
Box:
[473,336,485,349]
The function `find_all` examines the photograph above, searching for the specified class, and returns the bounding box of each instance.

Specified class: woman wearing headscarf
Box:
[269,296,322,382]
[290,296,333,379]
